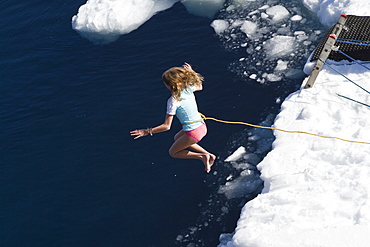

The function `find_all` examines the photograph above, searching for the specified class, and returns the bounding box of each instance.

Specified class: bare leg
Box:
[169,134,215,173]
[174,130,215,156]
[174,130,185,141]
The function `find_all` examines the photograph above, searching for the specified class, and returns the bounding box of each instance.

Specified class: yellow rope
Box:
[199,113,370,145]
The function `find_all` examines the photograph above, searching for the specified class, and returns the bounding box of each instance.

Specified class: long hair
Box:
[162,67,203,101]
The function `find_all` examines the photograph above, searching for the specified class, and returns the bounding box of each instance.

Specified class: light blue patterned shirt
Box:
[166,86,203,131]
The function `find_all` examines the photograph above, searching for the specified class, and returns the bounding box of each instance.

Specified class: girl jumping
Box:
[130,63,216,173]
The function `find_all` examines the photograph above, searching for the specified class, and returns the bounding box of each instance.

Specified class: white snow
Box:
[219,0,370,246]
[302,0,370,26]
[71,0,177,44]
[72,0,226,44]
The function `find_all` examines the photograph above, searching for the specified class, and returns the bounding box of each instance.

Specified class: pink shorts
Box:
[184,123,207,142]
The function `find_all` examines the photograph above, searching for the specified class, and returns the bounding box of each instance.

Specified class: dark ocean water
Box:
[0,1,315,246]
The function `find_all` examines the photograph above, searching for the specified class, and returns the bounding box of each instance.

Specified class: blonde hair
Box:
[162,67,203,101]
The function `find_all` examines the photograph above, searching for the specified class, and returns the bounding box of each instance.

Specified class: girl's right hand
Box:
[130,129,148,139]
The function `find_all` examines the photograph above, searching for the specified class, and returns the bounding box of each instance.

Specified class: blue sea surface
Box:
[1,1,320,246]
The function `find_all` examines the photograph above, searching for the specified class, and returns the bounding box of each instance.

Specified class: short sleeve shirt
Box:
[166,86,203,131]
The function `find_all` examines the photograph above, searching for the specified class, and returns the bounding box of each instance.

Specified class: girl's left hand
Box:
[130,129,148,139]
[183,62,193,71]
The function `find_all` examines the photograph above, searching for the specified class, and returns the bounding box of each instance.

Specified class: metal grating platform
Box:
[311,15,370,62]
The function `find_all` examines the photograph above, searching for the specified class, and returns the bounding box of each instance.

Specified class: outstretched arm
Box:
[130,114,174,139]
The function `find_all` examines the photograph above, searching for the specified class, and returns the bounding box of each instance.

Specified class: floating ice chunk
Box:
[263,73,282,82]
[181,0,226,18]
[275,60,289,71]
[240,20,258,36]
[248,10,260,16]
[294,31,305,36]
[259,5,270,10]
[72,0,177,44]
[72,0,228,44]
[291,14,303,21]
[225,146,246,162]
[261,12,269,19]
[264,35,296,59]
[231,20,244,28]
[295,31,309,42]
[210,19,229,35]
[225,5,235,12]
[265,5,290,23]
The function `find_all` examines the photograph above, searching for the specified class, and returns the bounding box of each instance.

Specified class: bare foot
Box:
[201,153,215,173]
[209,153,216,166]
